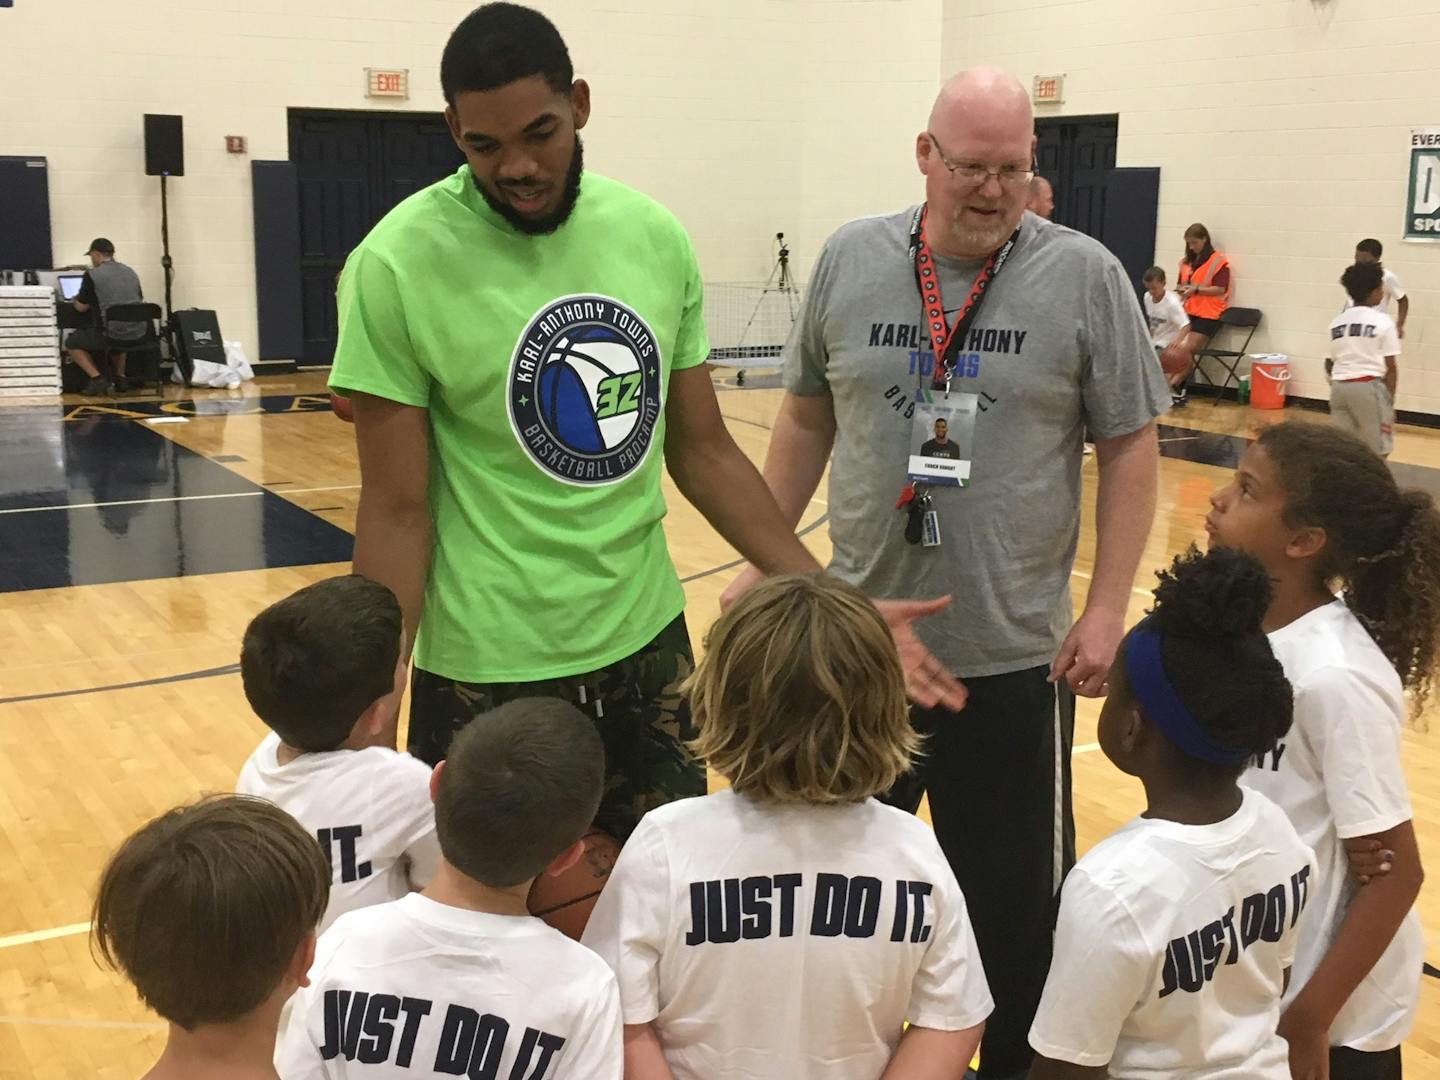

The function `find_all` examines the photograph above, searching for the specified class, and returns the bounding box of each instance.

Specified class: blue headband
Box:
[1125,622,1252,765]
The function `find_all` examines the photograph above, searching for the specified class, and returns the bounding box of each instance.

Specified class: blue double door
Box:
[288,109,463,366]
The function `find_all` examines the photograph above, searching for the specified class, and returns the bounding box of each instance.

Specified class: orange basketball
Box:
[329,392,355,423]
[527,828,621,941]
[1160,343,1193,377]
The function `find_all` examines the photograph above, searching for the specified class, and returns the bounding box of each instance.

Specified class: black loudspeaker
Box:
[144,114,184,177]
[173,309,226,366]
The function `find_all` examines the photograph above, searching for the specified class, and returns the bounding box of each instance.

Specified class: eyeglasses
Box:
[927,132,1034,189]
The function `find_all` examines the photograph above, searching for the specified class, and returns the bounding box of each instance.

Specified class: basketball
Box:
[329,392,355,423]
[1160,343,1193,377]
[537,329,644,453]
[527,828,621,941]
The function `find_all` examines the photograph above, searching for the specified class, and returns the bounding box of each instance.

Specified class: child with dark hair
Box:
[1351,239,1408,337]
[1142,265,1188,352]
[1328,262,1401,457]
[1208,421,1434,1080]
[277,698,622,1079]
[237,575,439,932]
[93,794,330,1080]
[1027,548,1313,1079]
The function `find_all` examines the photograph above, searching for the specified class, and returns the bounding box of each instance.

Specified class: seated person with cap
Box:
[66,238,147,395]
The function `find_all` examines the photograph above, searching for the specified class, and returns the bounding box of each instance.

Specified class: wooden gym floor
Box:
[0,370,1436,1078]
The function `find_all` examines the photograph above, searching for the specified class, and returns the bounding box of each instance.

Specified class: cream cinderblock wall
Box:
[7,0,1438,410]
[0,0,938,367]
[942,0,1440,411]
[794,0,941,280]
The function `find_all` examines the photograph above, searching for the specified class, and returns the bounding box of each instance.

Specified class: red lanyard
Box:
[909,205,1020,391]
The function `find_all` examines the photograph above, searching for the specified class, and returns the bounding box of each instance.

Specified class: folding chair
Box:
[1191,307,1262,403]
[103,302,166,396]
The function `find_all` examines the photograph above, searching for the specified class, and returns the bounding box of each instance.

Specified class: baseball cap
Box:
[86,238,116,256]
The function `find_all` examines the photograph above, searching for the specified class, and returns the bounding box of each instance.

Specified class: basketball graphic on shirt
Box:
[537,329,645,453]
[509,295,664,486]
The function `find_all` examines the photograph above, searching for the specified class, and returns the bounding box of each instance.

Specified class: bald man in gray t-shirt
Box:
[725,69,1168,1079]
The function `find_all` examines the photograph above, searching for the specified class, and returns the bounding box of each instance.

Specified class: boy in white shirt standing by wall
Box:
[1351,239,1408,337]
[1327,262,1400,458]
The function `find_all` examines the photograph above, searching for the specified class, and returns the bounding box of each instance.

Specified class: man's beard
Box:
[475,135,585,236]
[941,202,1022,257]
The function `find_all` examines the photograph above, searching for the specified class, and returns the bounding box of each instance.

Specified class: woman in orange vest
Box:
[1170,223,1232,405]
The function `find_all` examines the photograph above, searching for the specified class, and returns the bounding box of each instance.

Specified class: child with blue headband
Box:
[1026,547,1315,1079]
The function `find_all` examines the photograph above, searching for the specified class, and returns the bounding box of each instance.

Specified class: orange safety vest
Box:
[1178,252,1231,320]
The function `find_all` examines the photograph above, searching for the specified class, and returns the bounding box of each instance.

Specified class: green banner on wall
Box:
[1405,129,1440,242]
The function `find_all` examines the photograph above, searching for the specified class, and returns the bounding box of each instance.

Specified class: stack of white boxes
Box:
[0,285,62,397]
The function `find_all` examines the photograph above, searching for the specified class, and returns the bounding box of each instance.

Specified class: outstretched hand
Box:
[873,596,968,712]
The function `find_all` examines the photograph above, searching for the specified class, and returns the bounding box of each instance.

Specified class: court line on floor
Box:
[0,664,241,708]
[0,922,93,950]
[0,485,362,518]
[718,412,776,433]
[0,491,262,515]
[281,483,361,494]
[0,1015,166,1032]
[0,555,1129,709]
[0,741,1110,954]
[0,515,829,709]
[1069,568,1157,602]
[680,514,829,583]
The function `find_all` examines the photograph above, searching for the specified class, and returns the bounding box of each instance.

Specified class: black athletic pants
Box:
[1330,1046,1403,1080]
[882,665,1076,1079]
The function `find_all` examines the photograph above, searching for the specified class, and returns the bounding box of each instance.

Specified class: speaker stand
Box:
[158,174,189,384]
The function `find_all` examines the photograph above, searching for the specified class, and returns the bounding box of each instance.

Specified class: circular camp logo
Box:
[508,295,664,486]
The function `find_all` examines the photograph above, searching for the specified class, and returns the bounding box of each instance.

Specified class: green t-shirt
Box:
[331,166,708,682]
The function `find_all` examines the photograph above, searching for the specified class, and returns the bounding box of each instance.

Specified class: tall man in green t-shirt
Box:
[334,2,964,843]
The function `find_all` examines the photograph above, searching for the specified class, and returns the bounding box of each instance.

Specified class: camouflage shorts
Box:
[407,615,703,841]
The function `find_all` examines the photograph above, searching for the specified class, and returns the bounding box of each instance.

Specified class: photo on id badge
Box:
[908,397,977,487]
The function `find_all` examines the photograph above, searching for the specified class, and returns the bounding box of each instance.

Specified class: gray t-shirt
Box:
[88,258,146,341]
[784,208,1168,677]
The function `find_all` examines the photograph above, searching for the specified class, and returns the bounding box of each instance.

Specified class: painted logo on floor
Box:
[508,294,663,486]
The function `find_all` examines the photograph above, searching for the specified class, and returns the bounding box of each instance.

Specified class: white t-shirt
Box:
[581,789,992,1080]
[1242,600,1424,1051]
[237,733,440,932]
[277,894,622,1079]
[1327,306,1400,382]
[1144,290,1189,349]
[1029,789,1313,1079]
[1341,268,1406,317]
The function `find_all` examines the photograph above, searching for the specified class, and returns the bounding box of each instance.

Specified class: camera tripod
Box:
[735,232,800,386]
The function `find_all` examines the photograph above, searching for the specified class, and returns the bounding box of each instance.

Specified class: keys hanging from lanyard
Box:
[902,486,941,547]
[909,205,1020,392]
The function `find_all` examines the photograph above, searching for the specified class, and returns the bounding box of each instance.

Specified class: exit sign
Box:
[367,68,409,99]
[1033,74,1065,105]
